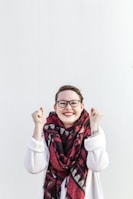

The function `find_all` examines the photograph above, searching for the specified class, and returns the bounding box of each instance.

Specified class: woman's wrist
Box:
[90,122,100,136]
[90,122,98,132]
[32,123,44,141]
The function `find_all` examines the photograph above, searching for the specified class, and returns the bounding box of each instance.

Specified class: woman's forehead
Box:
[57,90,80,100]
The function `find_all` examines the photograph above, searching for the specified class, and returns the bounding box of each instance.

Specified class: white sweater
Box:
[24,127,109,199]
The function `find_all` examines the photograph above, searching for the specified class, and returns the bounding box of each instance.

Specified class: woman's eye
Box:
[71,102,76,105]
[61,102,66,105]
[71,101,77,105]
[59,101,67,105]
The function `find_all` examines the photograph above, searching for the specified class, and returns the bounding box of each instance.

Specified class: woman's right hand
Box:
[32,107,45,125]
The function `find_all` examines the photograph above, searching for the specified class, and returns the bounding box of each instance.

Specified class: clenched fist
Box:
[32,107,45,125]
[90,108,103,132]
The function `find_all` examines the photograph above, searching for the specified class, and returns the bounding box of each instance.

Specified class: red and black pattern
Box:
[43,109,91,199]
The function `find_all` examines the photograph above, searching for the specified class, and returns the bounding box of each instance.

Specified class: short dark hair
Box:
[55,85,84,102]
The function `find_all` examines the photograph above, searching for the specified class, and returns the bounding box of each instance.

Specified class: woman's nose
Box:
[65,102,72,109]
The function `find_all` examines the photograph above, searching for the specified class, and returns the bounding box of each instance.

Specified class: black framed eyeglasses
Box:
[56,100,81,108]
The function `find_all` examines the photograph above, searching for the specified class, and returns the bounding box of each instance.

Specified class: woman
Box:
[24,85,109,199]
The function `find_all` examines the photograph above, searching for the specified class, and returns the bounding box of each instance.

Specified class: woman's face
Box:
[54,90,84,128]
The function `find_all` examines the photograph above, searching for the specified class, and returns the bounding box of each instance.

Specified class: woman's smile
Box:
[63,112,74,116]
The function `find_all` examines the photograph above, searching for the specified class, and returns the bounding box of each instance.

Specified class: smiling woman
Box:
[24,85,109,199]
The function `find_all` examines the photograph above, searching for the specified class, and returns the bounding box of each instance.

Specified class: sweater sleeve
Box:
[24,135,49,174]
[84,127,109,172]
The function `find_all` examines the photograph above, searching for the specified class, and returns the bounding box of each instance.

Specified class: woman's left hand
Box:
[90,108,103,132]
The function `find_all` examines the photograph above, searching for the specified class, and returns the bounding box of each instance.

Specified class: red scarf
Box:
[43,109,91,199]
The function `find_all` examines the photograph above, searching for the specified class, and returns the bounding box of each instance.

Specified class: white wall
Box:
[0,0,133,199]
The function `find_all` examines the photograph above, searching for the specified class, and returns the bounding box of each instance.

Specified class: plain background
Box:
[0,0,133,199]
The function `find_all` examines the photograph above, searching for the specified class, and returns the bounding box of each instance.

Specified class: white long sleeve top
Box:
[24,127,109,199]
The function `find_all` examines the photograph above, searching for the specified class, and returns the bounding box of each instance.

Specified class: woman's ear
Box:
[81,103,84,110]
[54,104,56,111]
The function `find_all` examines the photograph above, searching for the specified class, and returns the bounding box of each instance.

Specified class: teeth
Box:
[64,113,73,116]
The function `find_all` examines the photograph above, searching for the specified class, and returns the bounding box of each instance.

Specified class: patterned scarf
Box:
[43,109,91,199]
